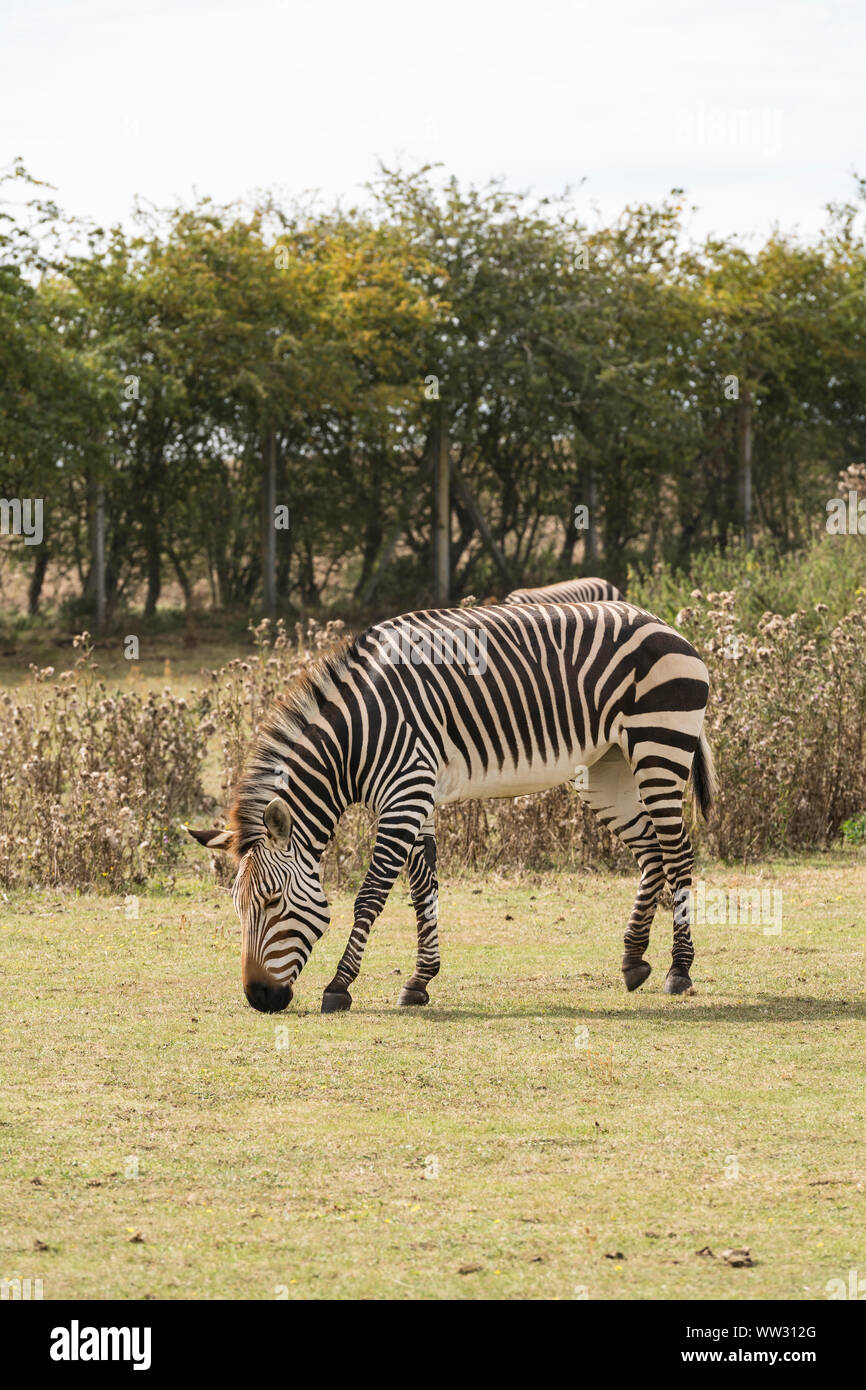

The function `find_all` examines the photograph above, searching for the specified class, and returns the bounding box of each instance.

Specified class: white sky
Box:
[2,0,864,244]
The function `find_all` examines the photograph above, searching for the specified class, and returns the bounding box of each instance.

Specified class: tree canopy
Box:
[2,163,866,623]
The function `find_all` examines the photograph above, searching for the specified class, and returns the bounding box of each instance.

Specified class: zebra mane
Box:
[228,634,355,856]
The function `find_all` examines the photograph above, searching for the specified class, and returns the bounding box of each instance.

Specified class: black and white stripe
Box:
[190,601,714,1011]
[504,576,623,604]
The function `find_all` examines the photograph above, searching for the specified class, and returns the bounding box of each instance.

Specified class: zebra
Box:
[189,601,714,1013]
[504,577,623,604]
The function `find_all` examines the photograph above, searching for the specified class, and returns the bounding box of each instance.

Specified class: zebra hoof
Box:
[664,969,693,996]
[623,961,652,992]
[321,990,352,1013]
[398,986,429,1006]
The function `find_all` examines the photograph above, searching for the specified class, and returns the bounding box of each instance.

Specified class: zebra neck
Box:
[282,725,352,857]
[295,707,424,838]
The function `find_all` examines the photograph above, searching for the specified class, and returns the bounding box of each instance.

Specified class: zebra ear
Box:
[187,826,233,852]
[263,797,292,850]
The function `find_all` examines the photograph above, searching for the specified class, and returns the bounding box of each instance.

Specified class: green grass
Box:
[1,856,864,1300]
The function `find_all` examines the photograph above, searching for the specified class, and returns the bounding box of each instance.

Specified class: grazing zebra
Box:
[504,577,623,604]
[189,601,714,1013]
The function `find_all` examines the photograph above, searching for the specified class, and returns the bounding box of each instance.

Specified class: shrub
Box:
[841,813,866,845]
[0,634,207,890]
[630,531,866,633]
[676,592,866,860]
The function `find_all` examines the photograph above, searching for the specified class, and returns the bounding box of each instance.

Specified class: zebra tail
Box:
[690,730,717,821]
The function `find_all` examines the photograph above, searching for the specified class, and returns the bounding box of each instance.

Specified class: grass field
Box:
[0,614,254,690]
[1,855,865,1301]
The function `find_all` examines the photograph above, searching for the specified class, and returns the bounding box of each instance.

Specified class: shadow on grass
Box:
[391,995,866,1025]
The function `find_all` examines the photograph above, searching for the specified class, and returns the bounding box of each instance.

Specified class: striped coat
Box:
[504,577,623,604]
[190,601,714,1012]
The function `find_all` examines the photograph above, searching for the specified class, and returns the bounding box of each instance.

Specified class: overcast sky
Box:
[2,0,864,243]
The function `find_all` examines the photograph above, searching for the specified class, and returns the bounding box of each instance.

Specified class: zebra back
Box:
[504,577,623,605]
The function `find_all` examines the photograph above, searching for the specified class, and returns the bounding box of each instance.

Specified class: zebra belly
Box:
[434,746,607,804]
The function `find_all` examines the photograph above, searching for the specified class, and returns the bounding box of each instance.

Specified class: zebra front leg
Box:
[398,814,439,1006]
[322,798,433,1013]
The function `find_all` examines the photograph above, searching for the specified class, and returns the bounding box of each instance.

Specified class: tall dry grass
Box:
[676,590,866,860]
[0,634,205,889]
[3,593,866,892]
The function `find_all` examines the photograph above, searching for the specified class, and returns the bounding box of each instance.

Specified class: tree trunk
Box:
[433,406,450,605]
[357,440,435,606]
[739,391,753,550]
[559,516,577,568]
[584,462,598,566]
[168,546,193,614]
[87,472,107,632]
[144,536,160,618]
[276,445,293,602]
[450,460,511,588]
[28,546,49,616]
[299,538,319,606]
[355,507,384,599]
[262,429,277,618]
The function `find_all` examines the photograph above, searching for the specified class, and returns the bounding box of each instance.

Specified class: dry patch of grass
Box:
[1,855,864,1299]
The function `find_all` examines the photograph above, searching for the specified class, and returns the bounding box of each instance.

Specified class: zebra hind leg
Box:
[621,838,666,991]
[634,771,696,995]
[398,815,440,1006]
[577,749,665,992]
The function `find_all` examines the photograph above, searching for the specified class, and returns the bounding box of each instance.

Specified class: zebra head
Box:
[188,797,330,1012]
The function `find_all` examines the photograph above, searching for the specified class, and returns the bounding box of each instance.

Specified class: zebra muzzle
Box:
[245,980,293,1012]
